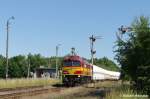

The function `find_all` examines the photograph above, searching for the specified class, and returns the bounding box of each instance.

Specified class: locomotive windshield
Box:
[63,60,80,66]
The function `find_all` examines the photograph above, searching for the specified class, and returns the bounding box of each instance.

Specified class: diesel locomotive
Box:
[62,55,92,86]
[62,54,120,86]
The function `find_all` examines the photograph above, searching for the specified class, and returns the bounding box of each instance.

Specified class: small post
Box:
[27,58,30,78]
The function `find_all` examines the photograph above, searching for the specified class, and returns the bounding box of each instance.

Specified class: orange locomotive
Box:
[62,55,92,86]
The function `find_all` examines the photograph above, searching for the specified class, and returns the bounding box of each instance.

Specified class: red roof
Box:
[64,55,83,62]
[64,55,92,68]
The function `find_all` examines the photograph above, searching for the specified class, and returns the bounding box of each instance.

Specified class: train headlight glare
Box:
[78,75,80,77]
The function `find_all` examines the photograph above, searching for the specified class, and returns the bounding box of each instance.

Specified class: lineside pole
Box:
[56,44,61,78]
[5,16,15,79]
[56,46,58,78]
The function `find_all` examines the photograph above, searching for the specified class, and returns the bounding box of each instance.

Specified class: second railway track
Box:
[0,85,65,99]
[0,82,109,99]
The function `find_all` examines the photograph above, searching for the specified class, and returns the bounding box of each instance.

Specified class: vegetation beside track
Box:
[115,16,150,97]
[0,78,60,89]
[22,81,119,99]
[105,85,148,99]
[21,81,148,99]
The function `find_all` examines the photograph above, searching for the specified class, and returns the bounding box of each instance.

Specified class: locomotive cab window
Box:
[63,61,80,66]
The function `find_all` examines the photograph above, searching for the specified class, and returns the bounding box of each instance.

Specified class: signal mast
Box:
[89,35,102,65]
[89,35,101,81]
[117,25,133,40]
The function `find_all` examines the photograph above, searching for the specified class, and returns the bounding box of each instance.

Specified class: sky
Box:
[0,0,150,62]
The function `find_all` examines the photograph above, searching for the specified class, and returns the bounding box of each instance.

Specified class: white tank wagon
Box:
[92,65,120,80]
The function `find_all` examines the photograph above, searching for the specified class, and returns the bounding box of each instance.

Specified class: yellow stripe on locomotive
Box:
[62,66,92,76]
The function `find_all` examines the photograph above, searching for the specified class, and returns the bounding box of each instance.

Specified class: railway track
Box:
[0,82,117,99]
[0,85,64,99]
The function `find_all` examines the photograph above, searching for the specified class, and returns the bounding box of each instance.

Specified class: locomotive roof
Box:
[64,55,84,62]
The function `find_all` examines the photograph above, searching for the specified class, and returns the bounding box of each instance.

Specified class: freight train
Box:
[62,55,120,86]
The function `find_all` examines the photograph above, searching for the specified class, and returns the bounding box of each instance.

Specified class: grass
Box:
[24,81,121,99]
[105,83,148,99]
[91,80,122,88]
[0,78,60,89]
[17,80,149,99]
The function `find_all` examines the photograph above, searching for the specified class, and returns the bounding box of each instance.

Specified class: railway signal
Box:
[89,35,102,65]
[117,25,133,40]
[89,35,102,81]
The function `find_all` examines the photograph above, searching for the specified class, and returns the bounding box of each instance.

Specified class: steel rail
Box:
[0,86,64,99]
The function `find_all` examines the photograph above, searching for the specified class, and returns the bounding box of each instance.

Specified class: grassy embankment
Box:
[0,78,60,89]
[23,81,123,99]
[48,81,148,99]
[105,81,148,99]
[0,79,148,99]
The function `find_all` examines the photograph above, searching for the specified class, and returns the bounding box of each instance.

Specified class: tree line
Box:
[93,57,120,71]
[115,16,150,96]
[0,54,119,78]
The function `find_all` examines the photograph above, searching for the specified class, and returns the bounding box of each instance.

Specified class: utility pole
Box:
[6,16,15,79]
[56,44,61,78]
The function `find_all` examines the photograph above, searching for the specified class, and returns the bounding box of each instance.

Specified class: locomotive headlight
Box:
[78,75,80,77]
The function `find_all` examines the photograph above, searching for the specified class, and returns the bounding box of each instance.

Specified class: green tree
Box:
[0,55,5,78]
[94,57,120,71]
[115,16,150,96]
[0,54,63,78]
[27,54,47,72]
[9,55,27,78]
[46,56,63,69]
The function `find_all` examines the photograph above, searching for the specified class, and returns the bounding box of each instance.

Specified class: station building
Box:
[35,67,56,78]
